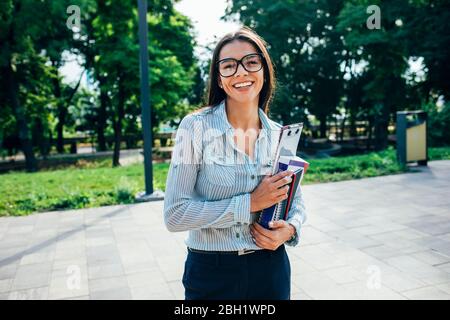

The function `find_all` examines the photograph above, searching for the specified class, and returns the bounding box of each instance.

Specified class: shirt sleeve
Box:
[163,114,252,232]
[285,183,307,247]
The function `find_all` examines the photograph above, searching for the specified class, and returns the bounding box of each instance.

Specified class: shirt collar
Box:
[212,99,279,139]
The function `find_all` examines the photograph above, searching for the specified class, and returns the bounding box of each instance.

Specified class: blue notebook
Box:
[258,157,308,229]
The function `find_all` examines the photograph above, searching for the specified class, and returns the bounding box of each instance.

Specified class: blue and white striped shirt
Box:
[163,100,307,251]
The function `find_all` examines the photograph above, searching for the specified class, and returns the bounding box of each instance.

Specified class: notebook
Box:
[258,156,309,229]
[276,156,309,219]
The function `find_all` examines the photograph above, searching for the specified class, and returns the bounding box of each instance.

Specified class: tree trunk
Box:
[349,109,357,138]
[280,113,290,128]
[373,103,390,151]
[318,114,327,139]
[6,64,37,172]
[112,77,125,167]
[35,117,50,158]
[52,73,66,154]
[4,1,36,172]
[97,79,108,151]
[56,110,66,153]
[53,66,84,154]
[340,113,347,142]
[366,118,373,151]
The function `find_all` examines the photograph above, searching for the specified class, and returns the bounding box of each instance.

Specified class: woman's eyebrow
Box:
[219,53,259,60]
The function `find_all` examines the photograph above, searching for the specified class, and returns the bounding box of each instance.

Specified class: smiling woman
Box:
[163,26,307,300]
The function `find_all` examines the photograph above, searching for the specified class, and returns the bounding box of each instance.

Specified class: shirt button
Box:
[236,233,240,238]
[251,174,255,179]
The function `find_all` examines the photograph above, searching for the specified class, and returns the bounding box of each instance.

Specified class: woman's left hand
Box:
[250,220,295,250]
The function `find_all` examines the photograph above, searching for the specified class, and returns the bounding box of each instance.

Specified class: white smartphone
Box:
[271,122,304,175]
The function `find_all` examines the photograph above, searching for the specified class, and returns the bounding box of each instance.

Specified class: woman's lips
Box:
[233,81,254,92]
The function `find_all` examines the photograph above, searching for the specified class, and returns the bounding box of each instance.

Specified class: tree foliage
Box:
[0,0,200,170]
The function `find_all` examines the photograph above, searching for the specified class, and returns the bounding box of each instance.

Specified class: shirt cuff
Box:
[285,218,301,247]
[233,193,252,225]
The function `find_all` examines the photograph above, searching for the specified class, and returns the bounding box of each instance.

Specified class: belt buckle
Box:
[238,249,255,256]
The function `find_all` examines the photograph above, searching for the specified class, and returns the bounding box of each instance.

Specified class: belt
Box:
[188,247,256,256]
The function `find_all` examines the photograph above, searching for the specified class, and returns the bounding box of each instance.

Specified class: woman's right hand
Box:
[250,170,294,212]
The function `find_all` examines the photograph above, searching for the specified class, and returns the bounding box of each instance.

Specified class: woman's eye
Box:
[245,57,260,64]
[245,60,259,67]
[221,62,235,69]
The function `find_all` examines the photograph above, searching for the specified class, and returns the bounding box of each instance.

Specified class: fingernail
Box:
[269,221,273,228]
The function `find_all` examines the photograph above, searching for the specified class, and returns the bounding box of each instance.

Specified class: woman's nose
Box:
[235,62,248,77]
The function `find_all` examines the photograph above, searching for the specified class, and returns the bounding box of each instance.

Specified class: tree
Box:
[78,0,199,166]
[403,0,450,101]
[0,0,94,169]
[0,0,70,170]
[337,0,408,150]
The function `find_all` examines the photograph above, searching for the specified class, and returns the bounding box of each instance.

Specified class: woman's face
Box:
[217,40,264,106]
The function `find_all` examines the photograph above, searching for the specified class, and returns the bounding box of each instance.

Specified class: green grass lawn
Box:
[1,146,449,217]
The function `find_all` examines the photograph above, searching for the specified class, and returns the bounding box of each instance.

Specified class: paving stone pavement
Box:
[0,160,449,300]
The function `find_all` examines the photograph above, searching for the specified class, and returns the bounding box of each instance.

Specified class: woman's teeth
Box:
[233,81,253,88]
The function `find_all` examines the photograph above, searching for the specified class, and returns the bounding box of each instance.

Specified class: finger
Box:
[268,189,289,206]
[250,224,273,242]
[273,185,290,198]
[270,170,293,183]
[252,232,271,245]
[272,175,292,188]
[273,176,292,189]
[252,223,276,239]
[252,233,273,248]
[250,225,267,242]
[269,220,288,229]
[269,170,293,183]
[254,238,270,250]
[253,238,265,249]
[254,237,276,250]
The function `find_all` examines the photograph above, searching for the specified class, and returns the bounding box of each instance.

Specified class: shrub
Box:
[423,101,450,147]
[115,187,134,203]
[114,177,137,204]
[51,193,91,209]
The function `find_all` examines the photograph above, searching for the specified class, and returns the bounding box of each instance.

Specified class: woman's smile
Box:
[232,80,254,92]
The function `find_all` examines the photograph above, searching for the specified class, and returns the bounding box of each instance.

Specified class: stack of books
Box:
[258,123,309,229]
[259,155,309,229]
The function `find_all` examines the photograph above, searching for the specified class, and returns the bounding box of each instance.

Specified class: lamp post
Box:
[135,0,164,202]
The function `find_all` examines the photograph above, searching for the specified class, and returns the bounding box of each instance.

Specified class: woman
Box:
[163,26,307,300]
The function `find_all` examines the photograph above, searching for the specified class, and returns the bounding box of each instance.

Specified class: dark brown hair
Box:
[204,26,276,114]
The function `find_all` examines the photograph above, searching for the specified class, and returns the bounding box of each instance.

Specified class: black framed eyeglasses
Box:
[216,53,264,77]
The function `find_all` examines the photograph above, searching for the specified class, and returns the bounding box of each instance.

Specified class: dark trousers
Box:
[182,245,291,300]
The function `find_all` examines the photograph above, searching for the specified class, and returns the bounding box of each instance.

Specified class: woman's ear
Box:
[218,80,223,89]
